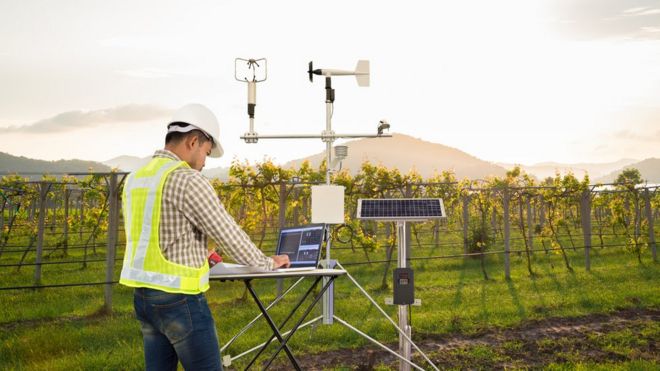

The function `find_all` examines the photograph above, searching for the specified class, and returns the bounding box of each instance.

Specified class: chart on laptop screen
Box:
[277,225,324,266]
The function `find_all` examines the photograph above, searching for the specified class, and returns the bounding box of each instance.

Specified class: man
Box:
[120,103,290,370]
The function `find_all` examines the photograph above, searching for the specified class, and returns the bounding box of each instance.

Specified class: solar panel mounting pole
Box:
[397,221,412,371]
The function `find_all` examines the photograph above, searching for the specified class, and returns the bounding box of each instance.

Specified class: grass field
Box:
[1,229,659,370]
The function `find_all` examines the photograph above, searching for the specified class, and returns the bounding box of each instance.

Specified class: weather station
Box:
[216,58,439,370]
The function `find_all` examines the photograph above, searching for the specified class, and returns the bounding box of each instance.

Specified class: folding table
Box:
[211,268,346,370]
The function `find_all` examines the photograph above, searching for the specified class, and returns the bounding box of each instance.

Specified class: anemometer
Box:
[234,58,390,178]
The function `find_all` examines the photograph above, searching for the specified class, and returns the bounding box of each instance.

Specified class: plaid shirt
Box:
[153,149,273,270]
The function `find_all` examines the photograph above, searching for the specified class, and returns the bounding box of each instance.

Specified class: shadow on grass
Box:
[452,260,468,308]
[565,272,595,310]
[506,279,527,320]
[638,260,659,280]
[447,260,469,332]
[530,274,547,314]
[539,259,564,293]
[478,279,491,323]
[587,268,606,282]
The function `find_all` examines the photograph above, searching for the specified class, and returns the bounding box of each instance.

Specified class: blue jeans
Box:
[134,288,222,371]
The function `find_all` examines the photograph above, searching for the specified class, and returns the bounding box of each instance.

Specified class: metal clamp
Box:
[242,131,259,144]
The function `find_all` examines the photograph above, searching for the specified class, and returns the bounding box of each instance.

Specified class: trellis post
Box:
[104,173,119,313]
[503,187,510,280]
[34,182,49,286]
[462,194,469,255]
[580,190,592,271]
[644,189,657,262]
[526,196,533,255]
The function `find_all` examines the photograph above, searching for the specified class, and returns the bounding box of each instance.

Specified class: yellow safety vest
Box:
[119,157,210,294]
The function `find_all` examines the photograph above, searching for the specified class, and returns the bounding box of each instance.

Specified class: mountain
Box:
[103,155,229,180]
[202,166,229,180]
[596,158,660,183]
[0,151,111,177]
[283,133,508,179]
[497,159,639,181]
[102,155,150,172]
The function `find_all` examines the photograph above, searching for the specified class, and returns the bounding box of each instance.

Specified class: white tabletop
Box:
[209,268,346,281]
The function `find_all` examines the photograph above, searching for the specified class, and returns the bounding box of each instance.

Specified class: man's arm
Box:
[183,174,289,270]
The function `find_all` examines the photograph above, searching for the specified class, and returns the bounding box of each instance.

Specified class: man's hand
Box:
[271,255,291,268]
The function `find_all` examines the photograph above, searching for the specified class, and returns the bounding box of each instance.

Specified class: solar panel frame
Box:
[356,198,446,221]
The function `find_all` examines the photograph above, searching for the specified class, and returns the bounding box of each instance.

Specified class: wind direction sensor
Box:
[308,60,370,87]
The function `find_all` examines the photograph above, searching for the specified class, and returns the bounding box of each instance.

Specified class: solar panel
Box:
[357,198,446,221]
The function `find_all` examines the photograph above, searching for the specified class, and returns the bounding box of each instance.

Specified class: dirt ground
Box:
[269,307,659,370]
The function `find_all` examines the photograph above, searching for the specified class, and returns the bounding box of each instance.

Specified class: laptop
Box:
[273,224,325,272]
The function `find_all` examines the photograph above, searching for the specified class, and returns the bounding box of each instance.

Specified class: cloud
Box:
[117,68,180,79]
[623,7,648,14]
[4,104,172,134]
[593,144,609,152]
[602,105,660,152]
[549,0,660,40]
[613,129,660,142]
[623,7,660,16]
[116,67,222,80]
[641,26,660,33]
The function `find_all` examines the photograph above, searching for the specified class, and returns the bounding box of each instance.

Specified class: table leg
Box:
[262,276,337,369]
[245,276,323,369]
[244,279,302,370]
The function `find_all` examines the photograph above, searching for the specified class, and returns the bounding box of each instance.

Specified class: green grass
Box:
[358,318,659,370]
[545,361,659,371]
[1,229,658,369]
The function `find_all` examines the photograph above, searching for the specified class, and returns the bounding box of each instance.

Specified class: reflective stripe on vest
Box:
[119,157,210,294]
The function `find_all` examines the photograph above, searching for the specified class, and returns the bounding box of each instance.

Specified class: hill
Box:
[0,151,111,178]
[596,158,660,183]
[102,155,150,172]
[202,167,229,180]
[498,159,638,181]
[103,155,229,180]
[283,133,507,179]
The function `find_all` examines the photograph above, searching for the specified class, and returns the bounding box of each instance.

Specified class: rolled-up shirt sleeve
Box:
[183,173,274,270]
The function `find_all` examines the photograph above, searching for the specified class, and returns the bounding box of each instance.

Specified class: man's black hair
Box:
[165,122,212,146]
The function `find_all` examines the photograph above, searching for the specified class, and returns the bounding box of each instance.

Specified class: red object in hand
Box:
[208,251,223,267]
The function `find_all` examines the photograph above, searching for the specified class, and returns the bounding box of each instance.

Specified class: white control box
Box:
[311,185,345,224]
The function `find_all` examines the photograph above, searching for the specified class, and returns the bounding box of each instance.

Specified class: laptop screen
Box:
[276,224,325,267]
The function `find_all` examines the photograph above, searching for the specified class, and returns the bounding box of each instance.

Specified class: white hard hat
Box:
[168,103,224,158]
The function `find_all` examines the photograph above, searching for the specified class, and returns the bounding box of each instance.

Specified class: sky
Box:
[0,0,659,169]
